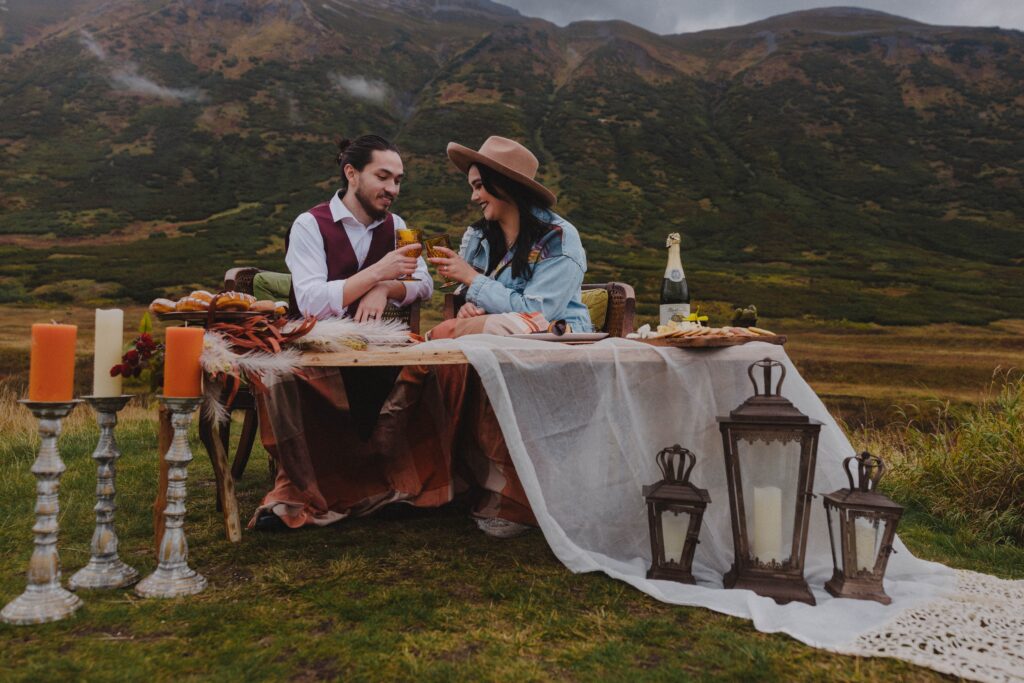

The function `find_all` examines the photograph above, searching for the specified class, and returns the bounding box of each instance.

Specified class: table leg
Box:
[198,405,242,543]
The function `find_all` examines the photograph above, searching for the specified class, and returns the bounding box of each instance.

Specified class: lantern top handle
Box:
[748,358,787,398]
[844,451,886,492]
[656,444,697,484]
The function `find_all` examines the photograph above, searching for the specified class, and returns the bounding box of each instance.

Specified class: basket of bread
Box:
[151,290,288,324]
[627,320,786,348]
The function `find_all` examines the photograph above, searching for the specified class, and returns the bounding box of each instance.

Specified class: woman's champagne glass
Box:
[395,227,422,281]
[424,234,457,289]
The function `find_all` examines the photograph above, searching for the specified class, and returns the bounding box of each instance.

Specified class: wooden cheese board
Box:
[637,333,787,348]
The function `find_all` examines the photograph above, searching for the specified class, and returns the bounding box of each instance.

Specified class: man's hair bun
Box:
[336,137,352,166]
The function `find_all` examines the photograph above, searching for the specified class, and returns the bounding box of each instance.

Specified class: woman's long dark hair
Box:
[471,163,552,280]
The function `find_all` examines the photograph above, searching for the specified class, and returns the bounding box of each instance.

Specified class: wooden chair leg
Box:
[197,409,226,513]
[210,417,242,543]
[230,408,258,481]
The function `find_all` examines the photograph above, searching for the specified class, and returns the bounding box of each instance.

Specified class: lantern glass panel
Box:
[852,511,883,573]
[660,508,691,565]
[826,504,841,568]
[737,436,802,566]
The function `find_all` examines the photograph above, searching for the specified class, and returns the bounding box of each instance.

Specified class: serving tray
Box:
[155,311,265,325]
[637,334,786,348]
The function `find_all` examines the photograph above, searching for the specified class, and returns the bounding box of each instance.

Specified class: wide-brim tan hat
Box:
[447,136,556,207]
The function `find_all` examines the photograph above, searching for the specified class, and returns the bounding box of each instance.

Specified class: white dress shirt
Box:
[286,192,432,319]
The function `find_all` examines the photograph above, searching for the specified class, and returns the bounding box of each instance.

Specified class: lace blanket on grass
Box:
[435,335,1023,683]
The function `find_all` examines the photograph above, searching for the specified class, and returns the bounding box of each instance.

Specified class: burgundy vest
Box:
[287,200,395,316]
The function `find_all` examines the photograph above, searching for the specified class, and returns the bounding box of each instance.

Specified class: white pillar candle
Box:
[854,517,878,572]
[93,309,124,397]
[661,510,689,564]
[752,486,784,564]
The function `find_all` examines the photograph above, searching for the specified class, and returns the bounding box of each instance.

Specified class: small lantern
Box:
[718,359,822,605]
[644,445,711,584]
[823,451,903,604]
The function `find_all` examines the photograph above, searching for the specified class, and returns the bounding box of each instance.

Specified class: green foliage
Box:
[855,375,1024,544]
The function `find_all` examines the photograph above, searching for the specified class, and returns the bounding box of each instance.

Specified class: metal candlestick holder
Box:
[2,400,82,625]
[69,395,140,591]
[136,396,207,598]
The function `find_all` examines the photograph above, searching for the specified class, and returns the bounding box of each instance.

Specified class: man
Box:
[252,134,444,531]
[286,134,432,320]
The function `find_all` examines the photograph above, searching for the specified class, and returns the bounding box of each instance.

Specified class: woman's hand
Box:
[457,302,486,319]
[354,284,390,323]
[428,246,478,286]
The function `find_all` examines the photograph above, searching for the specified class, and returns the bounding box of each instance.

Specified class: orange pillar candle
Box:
[28,323,78,401]
[163,327,205,398]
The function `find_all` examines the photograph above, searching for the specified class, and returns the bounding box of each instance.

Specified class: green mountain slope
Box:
[0,1,1021,324]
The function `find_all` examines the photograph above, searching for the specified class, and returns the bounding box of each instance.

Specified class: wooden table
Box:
[156,338,784,545]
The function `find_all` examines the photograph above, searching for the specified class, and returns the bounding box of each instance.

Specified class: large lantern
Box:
[823,451,903,604]
[718,359,822,605]
[644,445,711,584]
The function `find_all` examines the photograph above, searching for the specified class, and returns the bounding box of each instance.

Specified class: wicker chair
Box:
[217,267,420,480]
[442,282,636,337]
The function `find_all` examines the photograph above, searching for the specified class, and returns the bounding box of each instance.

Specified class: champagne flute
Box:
[395,227,422,281]
[423,234,457,289]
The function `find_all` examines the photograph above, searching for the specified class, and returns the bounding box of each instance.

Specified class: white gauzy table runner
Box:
[427,335,1024,682]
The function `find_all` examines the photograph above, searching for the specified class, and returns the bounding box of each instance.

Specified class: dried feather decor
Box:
[198,315,412,421]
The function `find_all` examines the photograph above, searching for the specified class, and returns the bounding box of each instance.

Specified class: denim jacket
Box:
[458,210,592,333]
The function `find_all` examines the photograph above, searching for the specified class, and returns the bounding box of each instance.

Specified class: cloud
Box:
[110,65,207,102]
[79,30,206,102]
[79,30,107,60]
[329,73,391,104]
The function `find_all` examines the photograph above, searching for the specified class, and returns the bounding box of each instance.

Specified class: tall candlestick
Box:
[752,486,784,565]
[28,323,77,402]
[92,309,124,398]
[163,327,204,398]
[2,400,82,624]
[854,517,878,572]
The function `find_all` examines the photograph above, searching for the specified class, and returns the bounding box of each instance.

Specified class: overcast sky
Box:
[497,1,1024,34]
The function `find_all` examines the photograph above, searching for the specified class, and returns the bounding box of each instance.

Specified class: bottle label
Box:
[660,303,691,326]
[666,268,683,283]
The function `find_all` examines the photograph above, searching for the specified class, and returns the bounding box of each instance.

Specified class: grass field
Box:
[0,391,1020,682]
[0,306,1021,680]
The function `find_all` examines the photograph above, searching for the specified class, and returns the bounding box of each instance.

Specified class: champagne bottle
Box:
[659,232,690,325]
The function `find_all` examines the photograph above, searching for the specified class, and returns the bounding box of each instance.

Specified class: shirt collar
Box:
[330,191,387,230]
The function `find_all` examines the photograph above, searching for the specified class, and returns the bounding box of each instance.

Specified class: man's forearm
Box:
[340,265,383,306]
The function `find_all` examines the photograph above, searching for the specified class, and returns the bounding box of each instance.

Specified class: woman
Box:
[428,136,591,337]
[410,137,592,539]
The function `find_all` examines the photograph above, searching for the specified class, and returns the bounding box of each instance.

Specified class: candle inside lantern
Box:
[661,510,689,564]
[163,327,204,398]
[92,309,124,397]
[752,486,783,564]
[854,517,877,572]
[28,323,78,402]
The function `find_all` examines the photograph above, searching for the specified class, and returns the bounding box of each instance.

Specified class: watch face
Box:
[668,269,684,282]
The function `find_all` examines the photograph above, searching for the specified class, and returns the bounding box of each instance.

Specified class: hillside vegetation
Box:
[1,1,1022,323]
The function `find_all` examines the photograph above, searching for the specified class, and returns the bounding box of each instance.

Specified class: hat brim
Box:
[447,142,557,207]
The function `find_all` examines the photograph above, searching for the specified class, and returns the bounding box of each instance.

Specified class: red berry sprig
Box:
[111,333,163,378]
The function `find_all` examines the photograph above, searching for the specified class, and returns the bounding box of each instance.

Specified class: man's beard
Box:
[354,185,390,221]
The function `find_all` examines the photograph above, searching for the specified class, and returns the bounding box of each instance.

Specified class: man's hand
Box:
[354,284,391,323]
[457,302,486,319]
[427,246,479,287]
[370,243,420,282]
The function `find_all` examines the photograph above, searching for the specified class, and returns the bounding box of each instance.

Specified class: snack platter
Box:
[638,332,786,348]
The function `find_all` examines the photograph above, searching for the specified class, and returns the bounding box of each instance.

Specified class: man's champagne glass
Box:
[395,227,422,281]
[424,234,457,289]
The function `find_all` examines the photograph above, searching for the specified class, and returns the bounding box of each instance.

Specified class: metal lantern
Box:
[718,359,822,605]
[644,445,711,584]
[823,451,903,604]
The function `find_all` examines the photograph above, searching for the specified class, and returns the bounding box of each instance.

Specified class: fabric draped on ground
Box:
[439,335,1023,683]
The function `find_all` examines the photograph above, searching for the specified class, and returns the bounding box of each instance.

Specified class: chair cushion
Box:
[253,272,292,302]
[580,288,608,331]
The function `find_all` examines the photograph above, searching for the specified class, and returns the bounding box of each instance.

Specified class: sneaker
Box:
[475,516,531,539]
